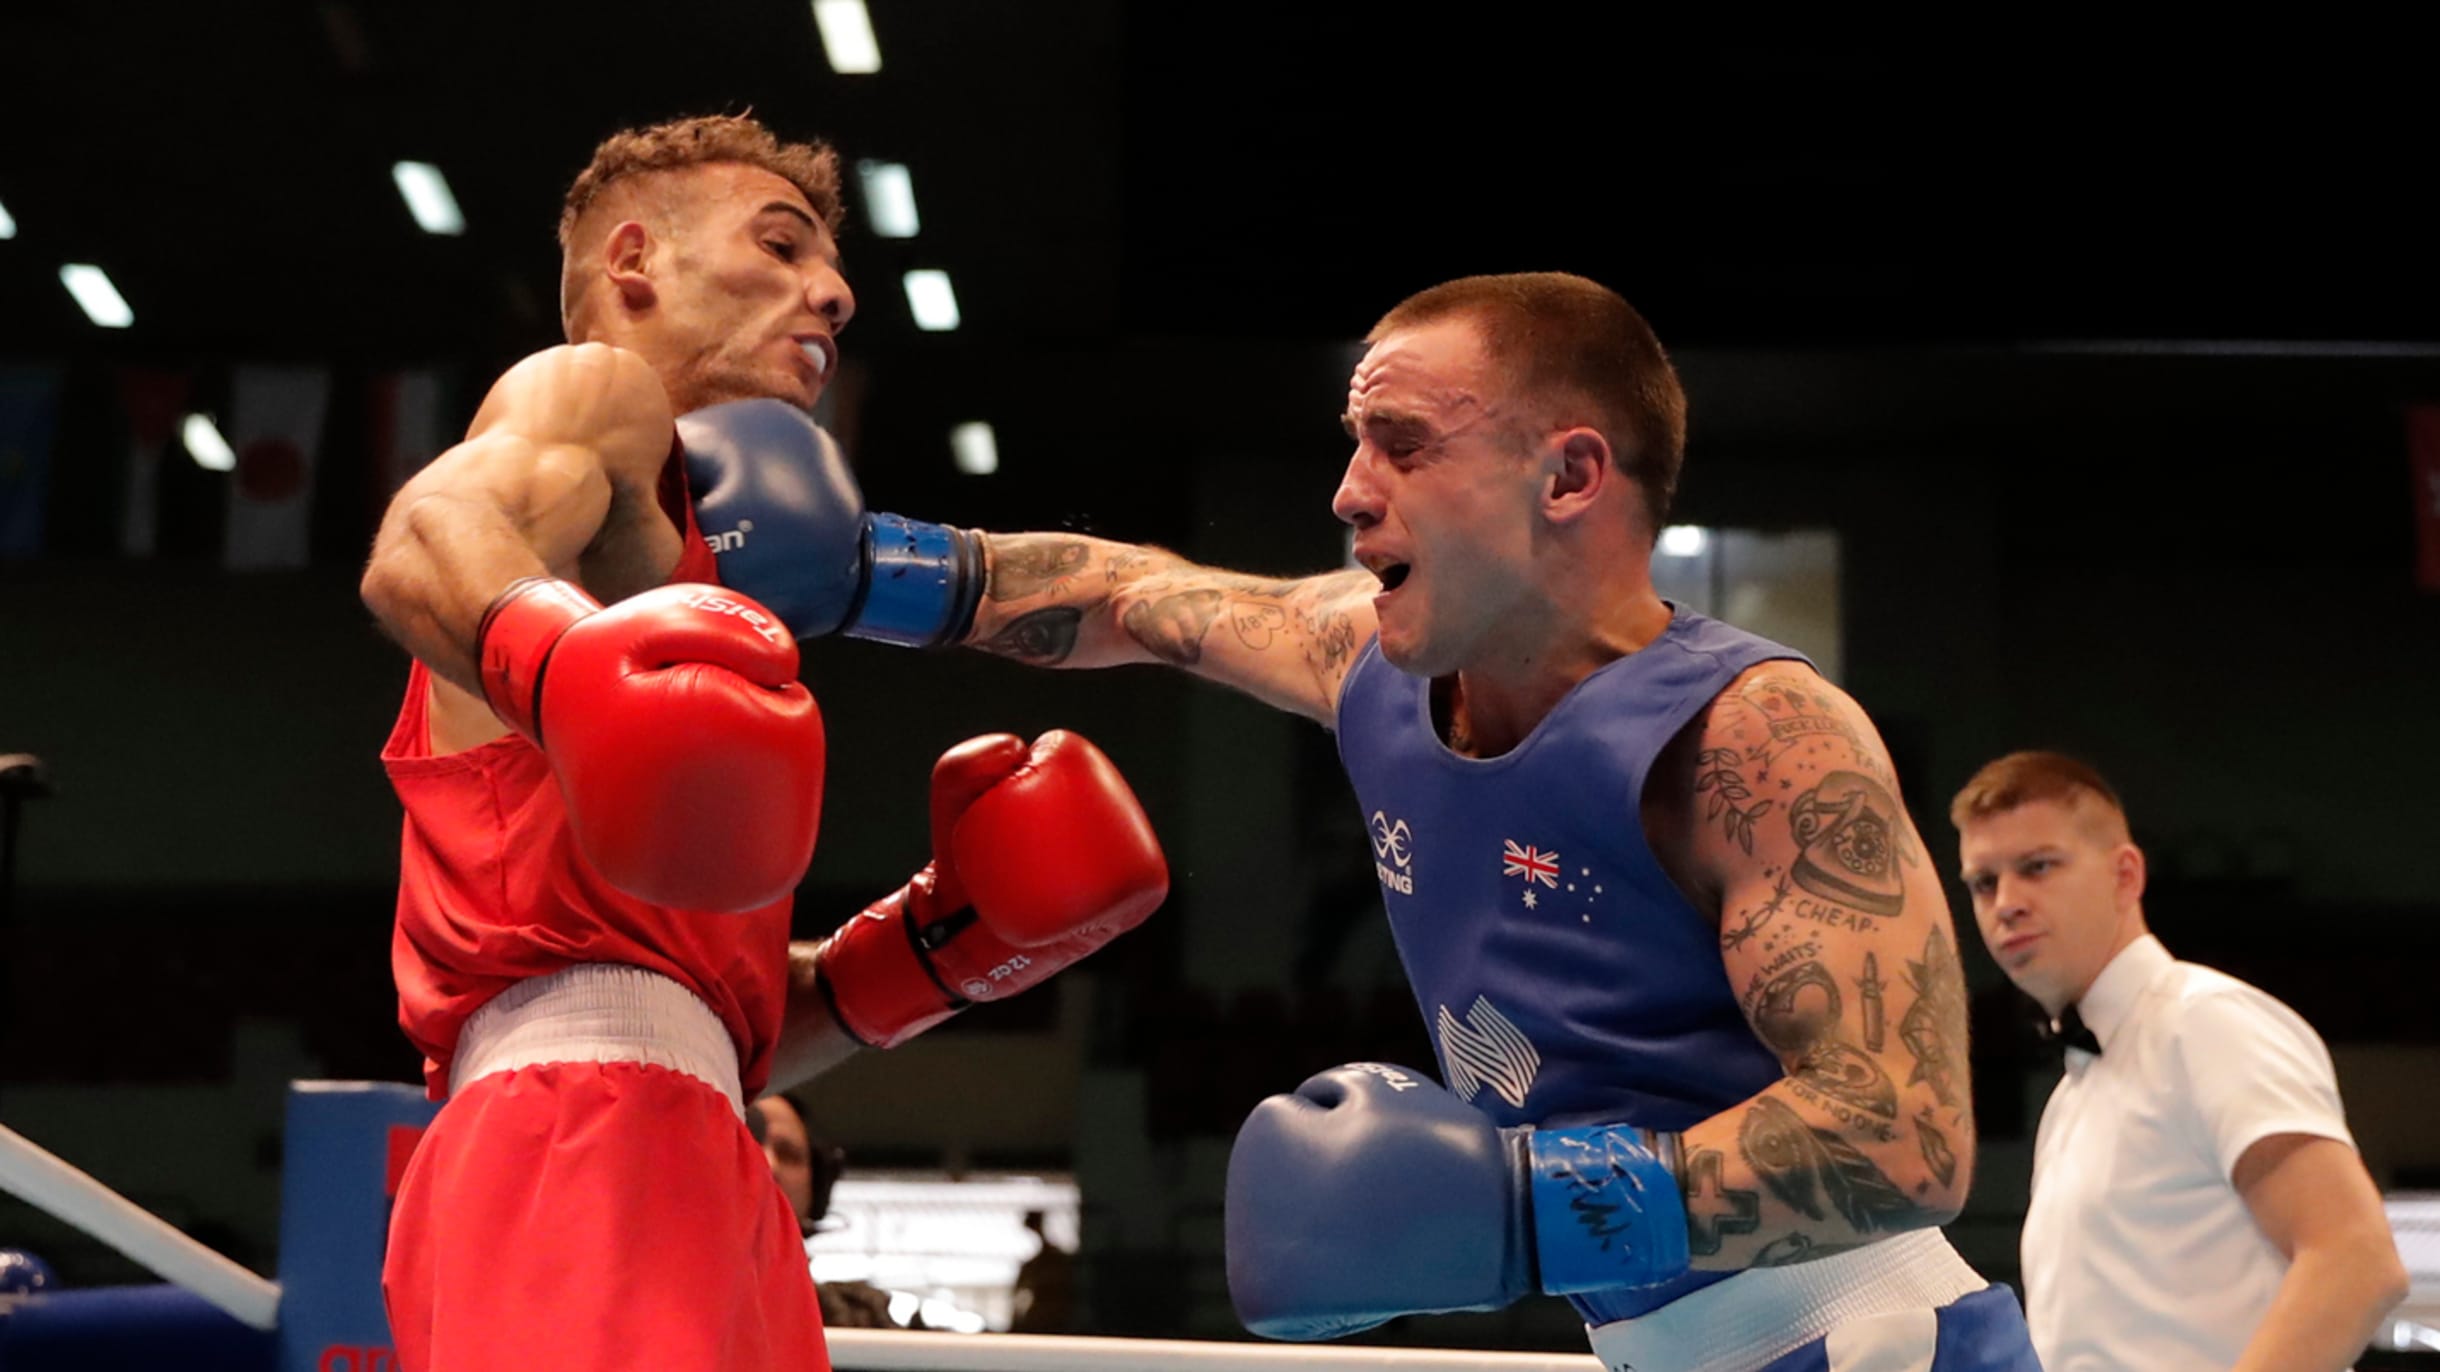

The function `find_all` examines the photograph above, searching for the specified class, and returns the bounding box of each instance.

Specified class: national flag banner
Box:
[2412,406,2440,594]
[368,368,447,516]
[0,367,65,561]
[223,365,331,570]
[116,367,192,558]
[1501,839,1561,889]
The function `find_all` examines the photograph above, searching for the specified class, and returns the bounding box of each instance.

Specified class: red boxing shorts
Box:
[383,966,826,1372]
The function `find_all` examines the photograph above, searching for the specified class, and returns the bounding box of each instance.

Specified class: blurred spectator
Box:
[748,1092,906,1330]
[1008,1210,1076,1334]
[0,1247,56,1315]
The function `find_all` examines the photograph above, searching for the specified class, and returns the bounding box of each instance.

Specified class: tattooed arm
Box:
[1678,664,1974,1269]
[963,533,1378,725]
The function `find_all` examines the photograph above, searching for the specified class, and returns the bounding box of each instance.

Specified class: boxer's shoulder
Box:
[1656,660,1913,904]
[472,344,676,488]
[1710,660,1888,764]
[1642,693,1723,914]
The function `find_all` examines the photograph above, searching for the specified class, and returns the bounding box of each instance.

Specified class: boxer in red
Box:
[361,114,1170,1372]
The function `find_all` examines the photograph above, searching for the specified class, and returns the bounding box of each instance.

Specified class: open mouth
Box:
[1376,563,1412,593]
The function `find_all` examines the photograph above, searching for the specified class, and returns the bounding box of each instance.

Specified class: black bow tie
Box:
[2042,1004,2102,1056]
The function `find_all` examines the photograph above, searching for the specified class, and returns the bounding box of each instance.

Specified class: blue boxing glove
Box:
[681,399,985,648]
[1223,1062,1690,1341]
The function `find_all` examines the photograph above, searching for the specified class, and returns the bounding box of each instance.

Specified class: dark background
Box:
[2,3,2436,1353]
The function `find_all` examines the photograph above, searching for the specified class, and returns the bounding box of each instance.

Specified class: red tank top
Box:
[381,440,791,1099]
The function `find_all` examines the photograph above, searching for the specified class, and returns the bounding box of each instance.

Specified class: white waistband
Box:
[1586,1230,1985,1372]
[448,964,745,1119]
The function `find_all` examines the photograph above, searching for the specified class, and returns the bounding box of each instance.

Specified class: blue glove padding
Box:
[681,399,984,647]
[1224,1062,1690,1342]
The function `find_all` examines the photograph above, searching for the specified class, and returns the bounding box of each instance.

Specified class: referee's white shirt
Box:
[2021,933,2356,1371]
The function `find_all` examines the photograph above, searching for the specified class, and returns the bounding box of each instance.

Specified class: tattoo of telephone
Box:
[1785,770,1917,918]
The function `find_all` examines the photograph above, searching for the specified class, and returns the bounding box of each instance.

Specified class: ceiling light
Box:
[182,414,236,472]
[60,264,133,328]
[951,422,998,475]
[904,270,960,331]
[812,0,881,73]
[1659,525,1708,558]
[857,160,919,238]
[391,161,465,236]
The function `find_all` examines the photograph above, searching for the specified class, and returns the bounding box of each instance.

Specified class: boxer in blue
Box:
[731,271,2038,1371]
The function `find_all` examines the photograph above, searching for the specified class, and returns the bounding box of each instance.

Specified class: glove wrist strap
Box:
[848,515,983,649]
[475,577,600,745]
[1523,1124,1693,1295]
[816,887,969,1049]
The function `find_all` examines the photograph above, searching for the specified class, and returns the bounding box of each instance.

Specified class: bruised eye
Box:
[766,239,798,262]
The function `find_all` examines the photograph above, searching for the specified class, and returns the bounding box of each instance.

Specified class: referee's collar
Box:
[2070,933,2174,1052]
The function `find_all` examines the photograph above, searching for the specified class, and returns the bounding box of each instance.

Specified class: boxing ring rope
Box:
[1,1091,1606,1370]
[824,1330,1602,1372]
[0,1122,282,1329]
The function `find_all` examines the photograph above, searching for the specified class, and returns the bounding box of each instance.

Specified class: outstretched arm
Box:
[1678,665,1974,1269]
[965,533,1378,725]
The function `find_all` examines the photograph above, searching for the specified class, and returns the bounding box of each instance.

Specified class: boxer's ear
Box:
[604,220,659,313]
[1542,427,1611,525]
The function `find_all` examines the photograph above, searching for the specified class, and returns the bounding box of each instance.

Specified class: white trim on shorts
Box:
[1586,1230,1986,1372]
[447,963,746,1119]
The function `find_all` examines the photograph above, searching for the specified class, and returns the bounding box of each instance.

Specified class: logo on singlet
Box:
[1438,995,1541,1109]
[1369,811,1414,895]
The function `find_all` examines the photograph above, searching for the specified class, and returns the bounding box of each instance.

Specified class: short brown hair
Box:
[1950,750,2127,833]
[557,114,846,332]
[1369,272,1687,538]
[560,113,845,248]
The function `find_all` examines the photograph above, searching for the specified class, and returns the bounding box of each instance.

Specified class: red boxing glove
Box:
[819,730,1169,1049]
[477,576,825,912]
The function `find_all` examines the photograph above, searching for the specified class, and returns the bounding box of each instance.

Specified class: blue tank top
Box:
[1333,604,1808,1322]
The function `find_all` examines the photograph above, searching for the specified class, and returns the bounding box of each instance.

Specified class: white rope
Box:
[825,1329,1604,1372]
[0,1123,281,1330]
